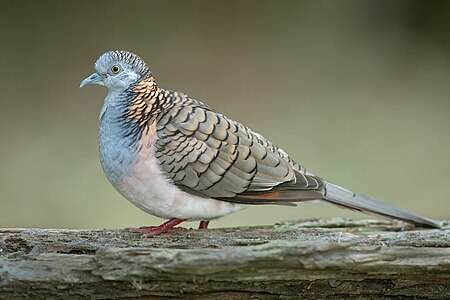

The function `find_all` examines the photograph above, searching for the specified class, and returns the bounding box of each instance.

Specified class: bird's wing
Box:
[154,99,325,205]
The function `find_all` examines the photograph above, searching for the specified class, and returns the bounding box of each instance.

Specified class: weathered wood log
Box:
[0,218,449,299]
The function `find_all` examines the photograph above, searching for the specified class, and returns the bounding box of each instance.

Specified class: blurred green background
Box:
[0,1,449,229]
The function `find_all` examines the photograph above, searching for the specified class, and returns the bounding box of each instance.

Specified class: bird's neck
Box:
[102,77,162,125]
[124,77,162,125]
[98,77,165,184]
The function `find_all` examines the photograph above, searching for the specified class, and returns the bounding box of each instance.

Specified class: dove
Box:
[80,50,440,237]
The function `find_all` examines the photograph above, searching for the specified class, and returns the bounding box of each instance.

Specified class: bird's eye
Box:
[110,65,121,74]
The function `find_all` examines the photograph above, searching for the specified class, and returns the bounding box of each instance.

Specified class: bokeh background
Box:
[0,1,449,229]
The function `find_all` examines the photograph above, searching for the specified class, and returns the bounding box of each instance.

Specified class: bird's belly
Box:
[113,149,245,220]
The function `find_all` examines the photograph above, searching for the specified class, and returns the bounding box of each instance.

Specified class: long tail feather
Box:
[323,182,440,228]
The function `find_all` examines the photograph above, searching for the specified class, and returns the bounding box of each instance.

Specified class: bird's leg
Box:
[128,218,186,237]
[198,220,210,229]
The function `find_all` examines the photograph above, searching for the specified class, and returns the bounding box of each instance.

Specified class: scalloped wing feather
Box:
[154,95,325,204]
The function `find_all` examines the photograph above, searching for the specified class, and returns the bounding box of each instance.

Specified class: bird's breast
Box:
[99,113,245,220]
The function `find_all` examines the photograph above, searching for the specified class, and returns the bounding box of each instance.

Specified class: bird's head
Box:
[80,50,151,92]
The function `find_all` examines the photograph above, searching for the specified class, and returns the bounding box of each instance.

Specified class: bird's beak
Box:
[80,72,103,88]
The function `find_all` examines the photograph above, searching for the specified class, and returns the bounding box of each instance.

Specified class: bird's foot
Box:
[127,218,186,237]
[141,226,186,237]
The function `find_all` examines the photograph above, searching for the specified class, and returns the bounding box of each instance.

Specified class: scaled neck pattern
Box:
[99,76,170,185]
[125,77,163,136]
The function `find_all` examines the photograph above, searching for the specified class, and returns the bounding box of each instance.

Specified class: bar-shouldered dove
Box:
[80,50,440,237]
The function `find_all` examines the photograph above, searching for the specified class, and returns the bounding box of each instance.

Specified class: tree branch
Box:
[1,218,449,299]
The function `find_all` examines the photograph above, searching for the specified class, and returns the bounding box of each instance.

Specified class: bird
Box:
[80,50,440,237]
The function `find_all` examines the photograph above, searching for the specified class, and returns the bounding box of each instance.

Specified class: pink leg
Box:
[128,218,185,237]
[198,220,210,229]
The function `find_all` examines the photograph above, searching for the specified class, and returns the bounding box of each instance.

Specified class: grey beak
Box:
[80,72,103,88]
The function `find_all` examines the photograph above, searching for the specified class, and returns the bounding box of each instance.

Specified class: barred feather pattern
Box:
[125,78,326,204]
[97,50,151,79]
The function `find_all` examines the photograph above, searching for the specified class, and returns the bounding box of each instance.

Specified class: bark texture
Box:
[1,218,449,299]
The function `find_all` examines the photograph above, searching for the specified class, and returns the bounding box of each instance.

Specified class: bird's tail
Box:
[323,181,440,228]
